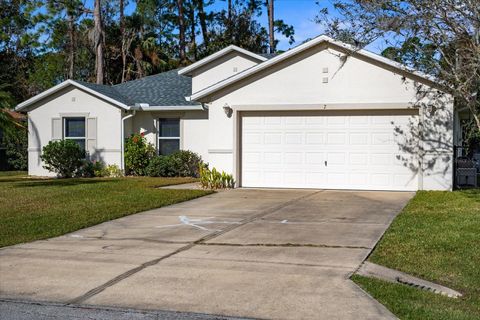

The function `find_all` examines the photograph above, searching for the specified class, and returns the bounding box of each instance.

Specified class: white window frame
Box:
[63,117,86,151]
[158,118,180,155]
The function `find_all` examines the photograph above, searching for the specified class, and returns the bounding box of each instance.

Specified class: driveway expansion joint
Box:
[197,242,371,250]
[65,190,324,306]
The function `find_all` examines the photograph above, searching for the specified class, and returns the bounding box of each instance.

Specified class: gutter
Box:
[120,110,136,171]
[130,102,204,111]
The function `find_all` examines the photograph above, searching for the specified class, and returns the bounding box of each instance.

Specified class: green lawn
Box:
[353,190,480,320]
[0,171,212,247]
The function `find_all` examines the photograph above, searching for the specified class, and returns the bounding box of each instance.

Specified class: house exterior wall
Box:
[27,87,122,176]
[201,45,454,190]
[191,51,260,93]
[130,110,209,162]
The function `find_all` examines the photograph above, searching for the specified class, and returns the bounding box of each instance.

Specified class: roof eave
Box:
[15,79,131,111]
[178,45,267,76]
[190,35,443,101]
[131,104,204,111]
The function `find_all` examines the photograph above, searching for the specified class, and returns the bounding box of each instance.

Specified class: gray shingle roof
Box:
[114,69,199,106]
[74,69,200,107]
[75,81,133,105]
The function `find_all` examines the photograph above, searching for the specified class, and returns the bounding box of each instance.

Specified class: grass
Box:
[0,171,212,247]
[353,190,480,320]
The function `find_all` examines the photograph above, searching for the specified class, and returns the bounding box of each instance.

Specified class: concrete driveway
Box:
[0,189,413,320]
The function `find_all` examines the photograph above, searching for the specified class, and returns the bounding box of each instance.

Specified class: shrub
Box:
[146,156,177,177]
[146,150,203,178]
[199,166,235,190]
[124,133,155,175]
[41,140,84,178]
[2,125,27,170]
[77,160,107,177]
[170,150,203,177]
[76,160,95,177]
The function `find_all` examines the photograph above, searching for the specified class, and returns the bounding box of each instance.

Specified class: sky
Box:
[117,0,389,54]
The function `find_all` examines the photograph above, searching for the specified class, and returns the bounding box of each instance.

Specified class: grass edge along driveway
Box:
[352,189,480,320]
[0,172,212,247]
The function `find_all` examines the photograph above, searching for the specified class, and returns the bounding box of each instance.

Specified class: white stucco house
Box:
[16,35,458,191]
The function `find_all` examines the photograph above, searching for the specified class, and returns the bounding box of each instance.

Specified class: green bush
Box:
[2,125,27,170]
[170,150,203,177]
[124,133,155,176]
[41,140,84,178]
[146,156,177,177]
[146,150,203,178]
[77,160,107,177]
[199,166,235,190]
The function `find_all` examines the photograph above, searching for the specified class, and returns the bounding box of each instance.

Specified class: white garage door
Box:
[241,111,419,191]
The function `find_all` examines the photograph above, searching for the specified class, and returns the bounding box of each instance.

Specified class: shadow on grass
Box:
[12,178,116,188]
[459,188,480,202]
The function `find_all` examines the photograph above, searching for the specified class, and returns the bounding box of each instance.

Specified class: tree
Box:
[119,0,127,82]
[208,0,268,53]
[316,0,480,130]
[3,122,27,170]
[196,0,210,49]
[93,0,105,84]
[176,0,187,64]
[267,0,274,53]
[0,85,19,132]
[187,0,197,60]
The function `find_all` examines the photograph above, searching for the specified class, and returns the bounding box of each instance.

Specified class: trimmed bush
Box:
[41,140,84,178]
[124,133,155,176]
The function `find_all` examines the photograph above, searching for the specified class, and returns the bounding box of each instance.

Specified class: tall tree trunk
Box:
[177,0,186,64]
[67,12,75,79]
[226,0,233,42]
[189,2,197,61]
[93,0,104,84]
[267,0,274,53]
[120,0,127,83]
[197,0,209,49]
[228,0,232,21]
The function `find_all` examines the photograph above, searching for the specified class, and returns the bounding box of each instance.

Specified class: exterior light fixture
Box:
[223,104,233,118]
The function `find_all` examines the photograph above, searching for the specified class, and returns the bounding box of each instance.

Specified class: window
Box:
[64,117,86,150]
[158,118,180,155]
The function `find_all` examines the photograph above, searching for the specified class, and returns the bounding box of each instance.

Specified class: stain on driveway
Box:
[0,189,413,319]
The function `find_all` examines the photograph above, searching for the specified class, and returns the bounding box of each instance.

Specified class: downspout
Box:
[121,110,136,171]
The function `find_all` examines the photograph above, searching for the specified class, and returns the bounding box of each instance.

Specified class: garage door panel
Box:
[349,133,369,145]
[349,153,368,165]
[306,133,324,144]
[285,152,303,164]
[241,113,418,191]
[285,133,303,144]
[326,133,346,144]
